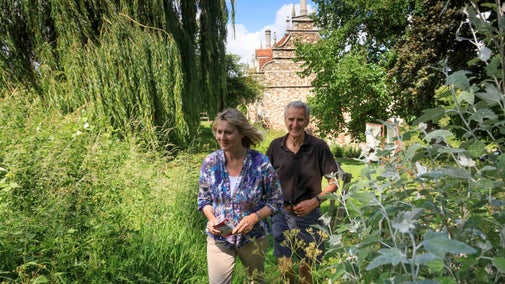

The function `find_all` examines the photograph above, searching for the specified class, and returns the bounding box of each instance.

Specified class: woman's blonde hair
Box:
[212,108,263,148]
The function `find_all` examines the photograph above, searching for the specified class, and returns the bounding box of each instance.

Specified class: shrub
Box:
[331,145,344,158]
[343,144,362,159]
[318,2,505,283]
[331,144,362,159]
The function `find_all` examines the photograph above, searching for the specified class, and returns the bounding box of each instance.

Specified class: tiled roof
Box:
[255,48,272,70]
[276,34,290,48]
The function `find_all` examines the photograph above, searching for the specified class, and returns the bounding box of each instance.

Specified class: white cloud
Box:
[226,4,313,65]
[226,23,262,65]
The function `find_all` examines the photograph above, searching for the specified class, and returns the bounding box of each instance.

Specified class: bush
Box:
[331,145,344,158]
[318,2,505,283]
[343,144,362,159]
[331,144,362,159]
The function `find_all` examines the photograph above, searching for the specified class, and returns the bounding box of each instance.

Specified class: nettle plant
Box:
[319,1,505,283]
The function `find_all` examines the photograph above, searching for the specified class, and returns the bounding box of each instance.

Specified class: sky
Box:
[225,0,316,65]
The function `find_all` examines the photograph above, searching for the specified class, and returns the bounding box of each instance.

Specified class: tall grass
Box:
[0,89,208,283]
[1,90,366,282]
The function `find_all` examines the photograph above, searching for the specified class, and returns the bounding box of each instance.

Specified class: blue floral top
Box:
[198,148,283,248]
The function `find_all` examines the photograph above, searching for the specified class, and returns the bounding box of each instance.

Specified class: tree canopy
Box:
[0,0,233,149]
[296,0,481,140]
[224,54,264,110]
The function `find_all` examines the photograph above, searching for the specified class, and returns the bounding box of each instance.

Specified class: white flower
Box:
[478,45,492,61]
[75,130,82,136]
[393,218,416,233]
[415,161,427,177]
[329,234,342,247]
[477,11,491,21]
[84,122,89,129]
[348,220,360,233]
[418,122,428,132]
[457,155,476,167]
[319,213,331,227]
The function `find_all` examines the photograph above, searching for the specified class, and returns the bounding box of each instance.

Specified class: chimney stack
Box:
[265,29,271,48]
[300,0,307,16]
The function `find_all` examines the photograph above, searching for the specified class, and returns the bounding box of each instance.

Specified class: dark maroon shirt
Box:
[266,132,339,204]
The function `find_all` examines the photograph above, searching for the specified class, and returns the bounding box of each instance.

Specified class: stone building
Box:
[247,0,319,131]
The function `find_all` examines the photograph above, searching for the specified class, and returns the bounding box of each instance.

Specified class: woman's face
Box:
[214,120,243,152]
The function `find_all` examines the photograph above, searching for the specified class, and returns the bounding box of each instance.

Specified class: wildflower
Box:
[319,213,331,227]
[348,220,360,233]
[418,122,427,132]
[457,155,476,167]
[415,161,427,177]
[478,45,492,61]
[84,122,90,129]
[392,218,416,234]
[328,234,342,247]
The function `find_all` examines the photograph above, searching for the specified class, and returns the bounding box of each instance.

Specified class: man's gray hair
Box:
[284,100,310,120]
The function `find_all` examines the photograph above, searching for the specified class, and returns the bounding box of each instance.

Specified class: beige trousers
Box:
[207,236,267,284]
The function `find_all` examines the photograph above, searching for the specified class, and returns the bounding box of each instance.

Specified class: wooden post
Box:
[328,171,352,218]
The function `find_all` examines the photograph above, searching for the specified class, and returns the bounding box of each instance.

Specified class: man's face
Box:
[284,107,308,138]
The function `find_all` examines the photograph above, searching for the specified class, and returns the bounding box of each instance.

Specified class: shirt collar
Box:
[280,132,310,150]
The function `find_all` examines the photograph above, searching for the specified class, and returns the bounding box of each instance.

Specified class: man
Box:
[266,100,339,284]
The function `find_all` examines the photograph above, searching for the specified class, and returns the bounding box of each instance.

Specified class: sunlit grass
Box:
[0,93,365,283]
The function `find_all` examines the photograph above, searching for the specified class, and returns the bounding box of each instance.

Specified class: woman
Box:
[197,108,283,283]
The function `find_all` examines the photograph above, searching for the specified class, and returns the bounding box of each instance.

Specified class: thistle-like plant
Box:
[320,1,505,283]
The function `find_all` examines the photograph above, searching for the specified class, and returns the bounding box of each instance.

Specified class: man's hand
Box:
[293,197,319,216]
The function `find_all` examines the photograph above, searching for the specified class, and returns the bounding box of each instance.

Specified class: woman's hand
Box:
[207,219,222,235]
[232,213,258,235]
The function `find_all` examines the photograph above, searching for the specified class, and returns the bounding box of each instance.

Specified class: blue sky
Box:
[225,0,316,64]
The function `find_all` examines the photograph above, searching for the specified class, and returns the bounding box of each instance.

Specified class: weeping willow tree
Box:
[0,0,231,149]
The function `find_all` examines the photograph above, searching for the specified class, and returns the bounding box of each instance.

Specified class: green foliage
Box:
[389,0,480,123]
[296,0,417,140]
[332,144,362,159]
[298,45,392,140]
[318,1,505,282]
[0,92,208,282]
[198,0,229,114]
[68,16,188,147]
[253,128,286,154]
[224,54,265,110]
[0,0,229,150]
[297,0,484,140]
